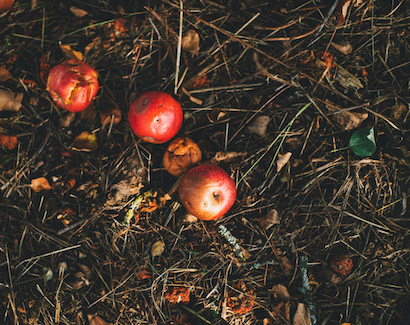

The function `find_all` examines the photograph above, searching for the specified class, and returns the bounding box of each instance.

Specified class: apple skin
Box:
[178,164,237,221]
[46,59,99,113]
[128,91,183,144]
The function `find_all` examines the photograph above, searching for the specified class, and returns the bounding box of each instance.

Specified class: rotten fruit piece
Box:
[164,286,190,305]
[330,254,353,276]
[128,91,183,144]
[46,59,99,112]
[163,137,202,177]
[178,164,236,221]
[227,281,255,314]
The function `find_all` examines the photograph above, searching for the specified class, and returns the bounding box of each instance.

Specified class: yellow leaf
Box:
[71,131,98,152]
[59,42,84,61]
[31,177,52,192]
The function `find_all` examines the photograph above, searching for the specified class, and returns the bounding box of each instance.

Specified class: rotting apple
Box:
[46,59,99,113]
[178,164,236,221]
[163,137,202,177]
[128,91,183,144]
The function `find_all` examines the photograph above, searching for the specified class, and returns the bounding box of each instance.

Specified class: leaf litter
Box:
[1,1,410,325]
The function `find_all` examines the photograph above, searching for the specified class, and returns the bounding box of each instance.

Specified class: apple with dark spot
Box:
[128,91,183,144]
[46,59,99,113]
[178,164,236,221]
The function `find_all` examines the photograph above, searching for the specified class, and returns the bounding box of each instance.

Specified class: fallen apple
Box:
[178,164,236,221]
[46,59,99,113]
[0,0,14,12]
[163,137,202,177]
[128,91,183,144]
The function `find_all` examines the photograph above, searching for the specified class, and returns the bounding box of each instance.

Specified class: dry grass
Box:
[1,0,410,324]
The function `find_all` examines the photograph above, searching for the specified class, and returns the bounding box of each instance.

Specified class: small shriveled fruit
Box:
[330,255,353,276]
[46,59,99,112]
[163,137,202,177]
[128,91,183,144]
[178,164,236,221]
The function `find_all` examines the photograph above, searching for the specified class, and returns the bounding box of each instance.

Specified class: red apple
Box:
[178,164,236,221]
[46,59,99,113]
[128,91,183,144]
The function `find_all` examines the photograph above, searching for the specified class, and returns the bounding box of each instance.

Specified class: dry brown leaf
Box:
[0,65,12,82]
[151,240,165,257]
[87,314,112,325]
[71,131,98,152]
[100,107,122,127]
[0,89,23,112]
[255,209,280,230]
[331,42,353,55]
[183,213,198,223]
[59,112,76,128]
[390,103,407,121]
[247,116,270,136]
[277,152,292,172]
[326,101,368,130]
[31,177,52,192]
[0,133,17,150]
[270,284,291,302]
[214,151,246,162]
[293,303,311,325]
[182,30,200,55]
[70,6,88,17]
[59,42,84,61]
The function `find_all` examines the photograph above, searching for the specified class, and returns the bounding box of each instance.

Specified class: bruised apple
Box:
[46,59,99,112]
[178,164,236,221]
[128,91,183,144]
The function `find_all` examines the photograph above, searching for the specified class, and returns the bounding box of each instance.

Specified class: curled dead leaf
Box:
[151,240,165,257]
[277,152,292,172]
[214,151,246,162]
[87,314,112,325]
[71,131,98,152]
[269,284,291,302]
[293,303,311,325]
[325,100,368,130]
[0,65,12,82]
[70,6,88,17]
[331,42,353,55]
[0,133,17,150]
[100,107,122,127]
[0,89,23,112]
[182,30,200,55]
[59,112,76,128]
[31,177,52,192]
[254,209,280,230]
[247,116,270,136]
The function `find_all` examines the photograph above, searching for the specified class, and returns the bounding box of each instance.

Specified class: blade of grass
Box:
[239,102,311,184]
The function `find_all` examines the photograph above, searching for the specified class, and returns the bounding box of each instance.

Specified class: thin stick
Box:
[175,0,183,94]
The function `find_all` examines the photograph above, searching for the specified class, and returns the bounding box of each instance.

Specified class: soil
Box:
[1,1,410,324]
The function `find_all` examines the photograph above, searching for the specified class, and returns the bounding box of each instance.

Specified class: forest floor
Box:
[1,1,410,324]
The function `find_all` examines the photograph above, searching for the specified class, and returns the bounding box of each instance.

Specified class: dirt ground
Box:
[1,0,410,324]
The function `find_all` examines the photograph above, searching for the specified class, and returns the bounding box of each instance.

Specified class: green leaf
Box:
[349,127,376,157]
